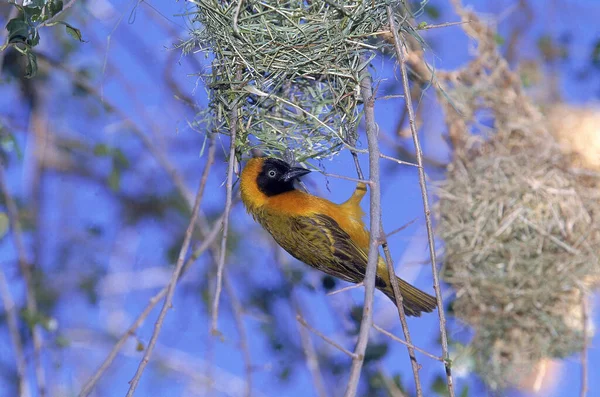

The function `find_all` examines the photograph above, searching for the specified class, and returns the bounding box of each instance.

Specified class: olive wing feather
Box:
[271,213,373,285]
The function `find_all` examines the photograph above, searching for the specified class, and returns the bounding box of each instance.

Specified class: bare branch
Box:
[321,173,372,185]
[380,227,423,396]
[295,315,329,397]
[379,153,418,167]
[78,209,224,396]
[384,218,418,240]
[580,294,589,397]
[223,274,253,397]
[343,64,381,397]
[125,135,218,395]
[274,248,330,397]
[35,53,200,215]
[79,137,218,396]
[296,315,357,359]
[210,69,241,334]
[373,324,444,363]
[387,6,455,397]
[0,163,46,397]
[326,282,364,296]
[378,366,407,397]
[415,20,469,31]
[0,271,31,397]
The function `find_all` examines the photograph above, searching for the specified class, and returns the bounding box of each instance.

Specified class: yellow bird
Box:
[240,157,436,316]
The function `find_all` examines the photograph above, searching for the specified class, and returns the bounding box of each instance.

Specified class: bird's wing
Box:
[282,213,374,285]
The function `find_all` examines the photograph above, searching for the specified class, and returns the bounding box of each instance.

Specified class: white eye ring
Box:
[268,170,277,178]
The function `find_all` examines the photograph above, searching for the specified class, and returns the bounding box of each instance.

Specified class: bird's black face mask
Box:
[257,158,311,197]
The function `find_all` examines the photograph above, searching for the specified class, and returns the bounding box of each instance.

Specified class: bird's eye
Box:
[267,170,277,178]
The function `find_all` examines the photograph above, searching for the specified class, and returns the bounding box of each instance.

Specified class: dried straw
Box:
[184,0,416,160]
[434,6,600,390]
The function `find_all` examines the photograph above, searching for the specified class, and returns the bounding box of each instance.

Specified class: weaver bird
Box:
[240,157,437,316]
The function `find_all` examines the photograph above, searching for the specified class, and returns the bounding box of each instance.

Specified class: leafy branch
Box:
[1,0,83,78]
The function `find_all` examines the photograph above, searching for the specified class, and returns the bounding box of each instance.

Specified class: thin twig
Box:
[375,12,425,396]
[223,274,253,397]
[295,316,329,397]
[385,218,418,239]
[580,294,589,397]
[78,210,224,396]
[321,172,372,185]
[373,324,444,362]
[380,229,423,397]
[35,53,199,216]
[343,63,381,397]
[387,7,455,397]
[295,314,329,397]
[0,163,46,397]
[296,315,357,359]
[125,136,217,396]
[210,69,241,334]
[326,282,364,296]
[0,271,31,397]
[380,153,418,167]
[274,248,329,397]
[378,365,407,397]
[415,20,468,31]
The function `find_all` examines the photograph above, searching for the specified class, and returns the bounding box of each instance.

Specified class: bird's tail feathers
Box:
[382,277,437,317]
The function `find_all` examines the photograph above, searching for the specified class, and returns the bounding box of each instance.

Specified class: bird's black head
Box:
[257,158,311,197]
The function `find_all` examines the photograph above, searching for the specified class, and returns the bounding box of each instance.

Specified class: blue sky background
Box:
[0,1,599,396]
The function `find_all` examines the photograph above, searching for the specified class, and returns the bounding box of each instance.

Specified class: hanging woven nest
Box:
[434,6,600,390]
[187,1,418,160]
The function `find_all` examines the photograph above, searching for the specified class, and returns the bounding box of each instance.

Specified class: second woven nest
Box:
[437,126,600,389]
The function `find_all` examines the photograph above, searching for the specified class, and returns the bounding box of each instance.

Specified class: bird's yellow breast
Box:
[240,157,370,250]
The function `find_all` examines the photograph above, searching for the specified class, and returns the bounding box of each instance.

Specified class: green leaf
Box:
[494,34,505,46]
[278,366,291,381]
[431,375,447,395]
[591,39,600,69]
[424,5,441,20]
[364,342,389,363]
[44,0,64,19]
[45,21,85,42]
[25,50,38,79]
[108,167,121,191]
[0,129,23,158]
[349,305,363,325]
[6,19,29,44]
[113,148,130,169]
[29,29,40,47]
[55,334,70,348]
[25,0,46,8]
[93,143,110,156]
[27,7,44,22]
[79,275,99,304]
[392,373,405,393]
[0,212,9,239]
[21,307,43,329]
[136,340,145,352]
[321,275,336,291]
[64,22,84,42]
[459,385,469,397]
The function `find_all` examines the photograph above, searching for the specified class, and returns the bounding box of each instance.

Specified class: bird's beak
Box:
[282,167,311,182]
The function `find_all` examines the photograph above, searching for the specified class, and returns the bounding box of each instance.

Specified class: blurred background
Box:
[0,0,599,396]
